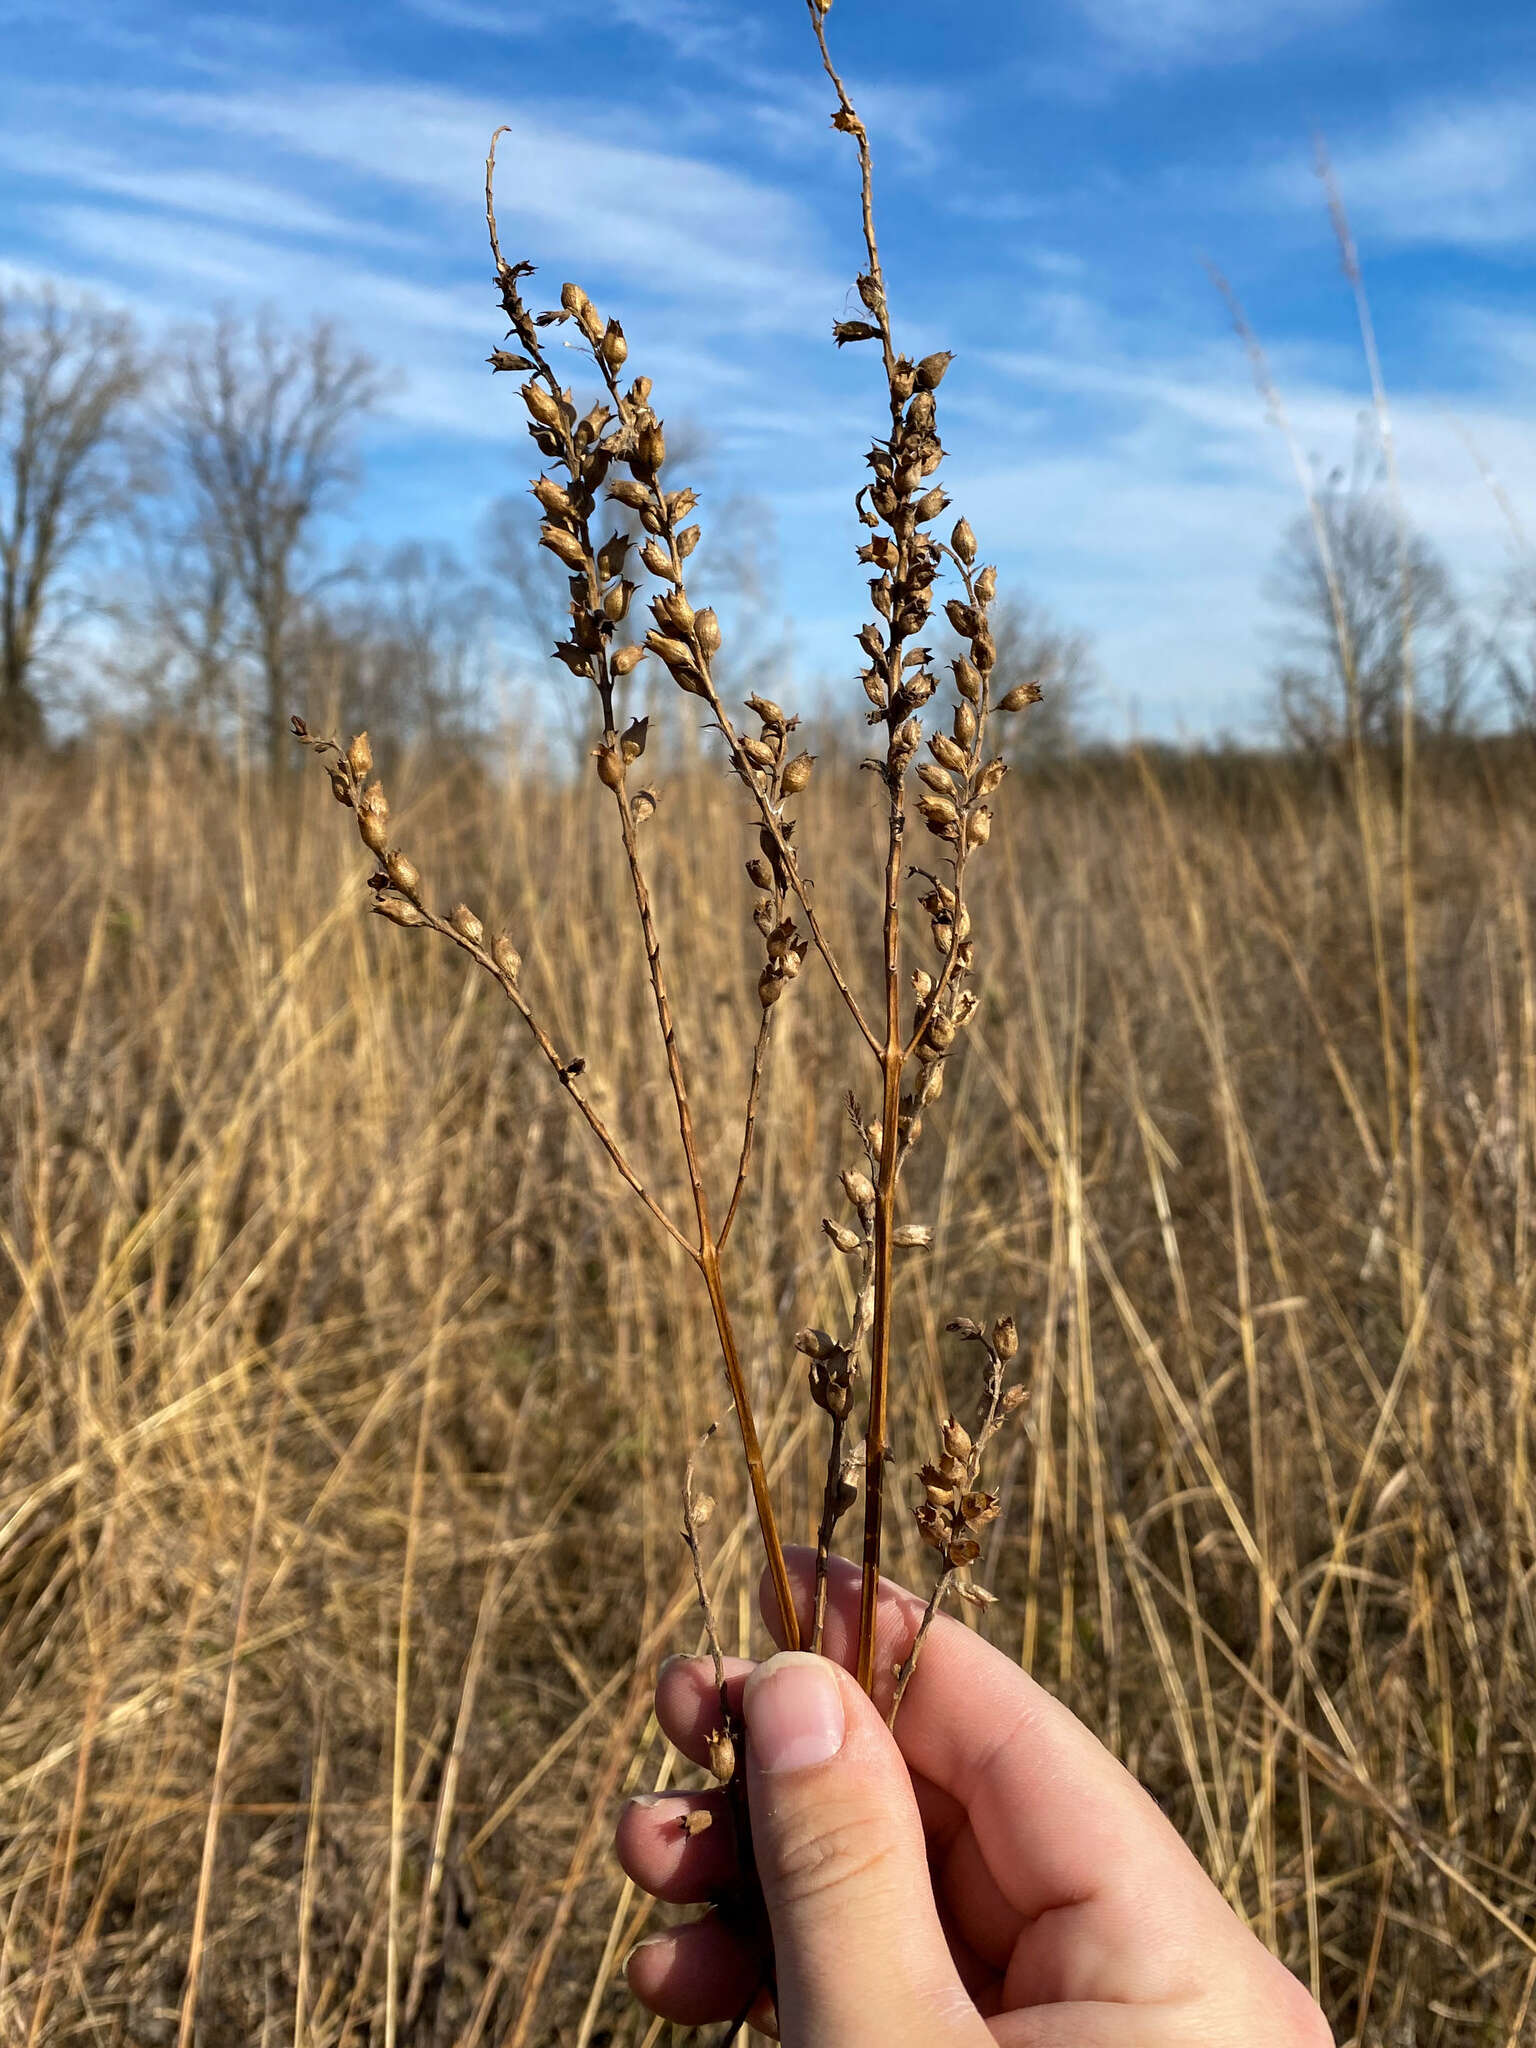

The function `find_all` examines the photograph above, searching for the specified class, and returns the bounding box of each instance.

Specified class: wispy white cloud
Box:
[1075,0,1378,67]
[399,0,541,30]
[133,80,840,335]
[0,138,410,248]
[1270,93,1536,252]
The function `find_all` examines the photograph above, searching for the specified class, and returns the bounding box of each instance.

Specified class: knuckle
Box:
[756,1806,899,1911]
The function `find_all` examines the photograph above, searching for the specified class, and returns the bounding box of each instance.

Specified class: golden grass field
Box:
[3,728,1535,2045]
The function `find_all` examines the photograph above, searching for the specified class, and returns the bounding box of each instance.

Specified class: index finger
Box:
[763,1549,1205,1926]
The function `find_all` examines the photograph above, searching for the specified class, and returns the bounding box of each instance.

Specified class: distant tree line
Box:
[5,280,1522,772]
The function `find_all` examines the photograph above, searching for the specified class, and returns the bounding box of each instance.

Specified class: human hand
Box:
[616,1549,1332,2045]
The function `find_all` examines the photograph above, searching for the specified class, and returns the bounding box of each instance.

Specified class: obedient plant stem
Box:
[698,1244,801,1652]
[859,798,907,1690]
[613,785,801,1651]
[299,13,1035,1766]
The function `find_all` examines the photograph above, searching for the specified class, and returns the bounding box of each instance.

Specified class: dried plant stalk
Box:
[294,0,1038,1711]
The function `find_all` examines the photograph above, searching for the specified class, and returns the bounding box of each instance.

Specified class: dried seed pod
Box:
[676,523,701,557]
[941,1414,973,1462]
[357,784,389,856]
[746,693,788,730]
[893,1224,933,1249]
[540,524,588,571]
[961,1489,1001,1527]
[608,478,651,512]
[976,758,1008,797]
[930,732,967,774]
[998,680,1044,712]
[953,700,977,748]
[450,903,484,945]
[758,964,785,1007]
[822,1218,863,1255]
[781,751,815,796]
[594,743,624,790]
[841,1167,876,1211]
[913,484,947,524]
[640,539,674,580]
[707,1727,736,1784]
[621,716,649,764]
[994,1316,1019,1360]
[656,588,695,636]
[794,1327,840,1361]
[532,475,575,520]
[975,564,997,604]
[644,630,693,674]
[373,897,424,928]
[1001,1383,1030,1416]
[346,731,372,778]
[522,381,564,431]
[917,763,954,796]
[603,579,637,623]
[492,933,521,979]
[953,656,982,703]
[630,788,658,826]
[636,418,666,475]
[611,642,649,677]
[329,770,353,806]
[601,319,628,372]
[916,350,953,390]
[967,807,992,848]
[385,849,420,895]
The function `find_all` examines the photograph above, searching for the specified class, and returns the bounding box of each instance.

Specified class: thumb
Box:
[742,1651,982,2048]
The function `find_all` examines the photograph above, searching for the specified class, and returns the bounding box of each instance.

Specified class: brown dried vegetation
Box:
[5,9,1536,2045]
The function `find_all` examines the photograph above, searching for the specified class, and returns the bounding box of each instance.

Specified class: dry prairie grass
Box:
[3,730,1535,2045]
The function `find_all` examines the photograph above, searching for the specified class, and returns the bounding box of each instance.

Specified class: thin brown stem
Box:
[859,805,907,1693]
[610,786,801,1651]
[719,1006,774,1252]
[811,1409,849,1655]
[417,905,696,1260]
[888,1568,954,1726]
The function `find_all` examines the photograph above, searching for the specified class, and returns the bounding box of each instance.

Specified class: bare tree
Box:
[0,289,148,750]
[165,313,379,772]
[987,595,1095,761]
[1267,460,1476,752]
[300,540,493,747]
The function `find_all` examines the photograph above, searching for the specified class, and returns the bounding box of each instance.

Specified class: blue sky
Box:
[2,0,1534,739]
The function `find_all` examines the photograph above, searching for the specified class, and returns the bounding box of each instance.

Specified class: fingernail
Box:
[623,1932,670,1972]
[743,1652,845,1774]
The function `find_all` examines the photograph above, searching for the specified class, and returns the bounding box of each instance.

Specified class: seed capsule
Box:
[492,934,521,979]
[373,897,424,928]
[357,785,389,855]
[998,681,1044,712]
[841,1167,876,1211]
[781,751,814,796]
[346,731,372,778]
[707,1727,736,1784]
[450,903,484,945]
[385,849,420,896]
